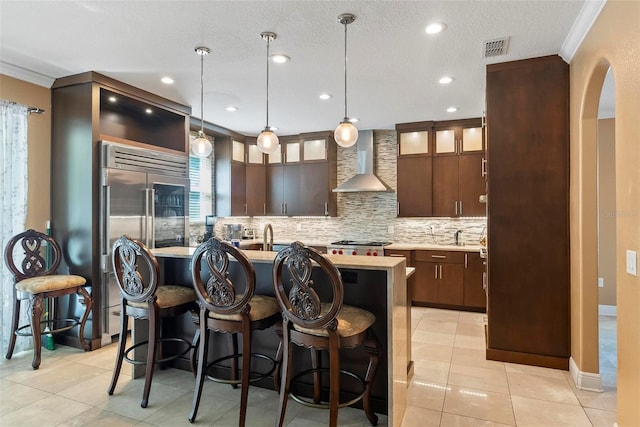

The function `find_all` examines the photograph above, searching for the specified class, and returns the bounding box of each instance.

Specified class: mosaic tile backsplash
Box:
[191,130,487,247]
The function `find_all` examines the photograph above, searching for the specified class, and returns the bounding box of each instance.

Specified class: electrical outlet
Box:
[388,225,394,234]
[598,277,604,288]
[296,223,302,232]
[626,250,638,276]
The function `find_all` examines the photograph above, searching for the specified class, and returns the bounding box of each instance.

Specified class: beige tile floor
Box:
[0,307,617,426]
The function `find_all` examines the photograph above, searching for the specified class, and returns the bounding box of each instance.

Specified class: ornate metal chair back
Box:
[272,241,344,331]
[191,237,256,315]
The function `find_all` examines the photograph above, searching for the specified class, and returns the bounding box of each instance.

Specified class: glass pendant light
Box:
[334,13,358,148]
[257,32,280,154]
[191,46,213,158]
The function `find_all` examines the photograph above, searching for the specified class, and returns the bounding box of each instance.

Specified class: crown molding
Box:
[560,0,607,62]
[0,61,55,88]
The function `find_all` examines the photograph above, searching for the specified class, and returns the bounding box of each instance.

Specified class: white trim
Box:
[560,0,607,62]
[0,61,54,88]
[599,304,617,317]
[569,357,603,392]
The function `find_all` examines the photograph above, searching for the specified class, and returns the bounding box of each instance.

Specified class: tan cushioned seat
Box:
[128,285,196,309]
[16,275,86,294]
[208,294,280,322]
[293,304,376,338]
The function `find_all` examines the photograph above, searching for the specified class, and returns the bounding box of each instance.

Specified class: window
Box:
[189,155,213,222]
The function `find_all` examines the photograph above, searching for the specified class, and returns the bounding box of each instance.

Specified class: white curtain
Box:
[0,99,29,355]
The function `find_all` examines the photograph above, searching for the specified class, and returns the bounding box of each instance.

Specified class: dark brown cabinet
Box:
[433,119,486,217]
[395,122,434,217]
[265,132,337,216]
[463,252,486,309]
[245,138,266,216]
[485,55,570,369]
[414,250,464,306]
[395,119,485,218]
[215,138,249,217]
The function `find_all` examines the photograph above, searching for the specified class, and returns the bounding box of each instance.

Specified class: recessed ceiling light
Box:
[270,54,290,64]
[319,93,332,100]
[446,106,458,113]
[426,22,447,34]
[225,106,238,112]
[161,76,174,84]
[439,76,454,84]
[145,108,153,114]
[108,96,117,103]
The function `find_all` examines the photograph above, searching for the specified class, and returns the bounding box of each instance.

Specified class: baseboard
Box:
[486,347,569,370]
[598,304,617,317]
[569,357,603,392]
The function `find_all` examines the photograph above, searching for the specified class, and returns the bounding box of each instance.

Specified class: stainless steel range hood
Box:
[333,130,392,192]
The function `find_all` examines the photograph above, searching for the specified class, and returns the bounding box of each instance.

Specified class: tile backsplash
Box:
[192,129,486,246]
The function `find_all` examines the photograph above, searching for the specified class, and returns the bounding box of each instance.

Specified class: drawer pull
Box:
[431,255,446,259]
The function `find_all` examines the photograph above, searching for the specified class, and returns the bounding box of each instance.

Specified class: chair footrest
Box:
[205,352,276,385]
[124,337,192,365]
[289,367,366,409]
[15,318,80,337]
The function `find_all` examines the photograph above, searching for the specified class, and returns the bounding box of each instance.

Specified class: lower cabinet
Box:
[409,249,485,311]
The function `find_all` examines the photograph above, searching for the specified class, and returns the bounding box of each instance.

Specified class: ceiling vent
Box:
[483,37,510,58]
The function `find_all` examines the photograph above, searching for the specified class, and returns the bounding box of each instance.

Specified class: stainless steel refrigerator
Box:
[99,141,190,342]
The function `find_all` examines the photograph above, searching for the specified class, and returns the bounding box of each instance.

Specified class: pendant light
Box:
[257,32,280,154]
[191,46,213,158]
[334,13,358,148]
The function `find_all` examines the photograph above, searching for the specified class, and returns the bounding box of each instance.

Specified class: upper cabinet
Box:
[396,119,486,218]
[395,122,434,217]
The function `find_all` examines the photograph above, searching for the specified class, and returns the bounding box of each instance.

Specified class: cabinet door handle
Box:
[454,201,458,215]
[324,202,328,216]
[397,202,400,216]
[281,203,284,215]
[481,157,487,177]
[459,201,463,216]
[263,203,266,215]
[434,265,438,279]
[431,255,446,259]
[284,203,288,215]
[244,203,247,215]
[439,265,443,279]
[465,253,468,268]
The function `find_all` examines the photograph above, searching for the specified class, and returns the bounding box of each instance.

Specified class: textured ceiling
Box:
[1,1,587,136]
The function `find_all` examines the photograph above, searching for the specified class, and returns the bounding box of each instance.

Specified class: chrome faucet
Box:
[263,223,273,251]
[455,230,463,246]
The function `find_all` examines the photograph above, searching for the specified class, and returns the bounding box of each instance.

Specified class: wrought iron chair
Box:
[4,229,92,369]
[188,237,280,425]
[272,241,381,427]
[108,235,196,408]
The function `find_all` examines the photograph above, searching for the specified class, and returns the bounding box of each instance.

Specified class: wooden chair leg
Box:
[190,326,200,377]
[141,308,159,408]
[108,302,129,396]
[229,332,239,389]
[29,294,44,370]
[189,310,209,423]
[5,295,20,360]
[239,318,251,427]
[328,334,340,427]
[76,286,92,351]
[276,323,293,427]
[273,322,283,392]
[362,332,381,426]
[310,349,322,404]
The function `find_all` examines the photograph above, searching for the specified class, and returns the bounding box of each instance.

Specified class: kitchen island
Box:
[145,246,410,426]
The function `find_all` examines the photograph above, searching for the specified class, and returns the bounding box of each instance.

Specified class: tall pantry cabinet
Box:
[485,56,570,369]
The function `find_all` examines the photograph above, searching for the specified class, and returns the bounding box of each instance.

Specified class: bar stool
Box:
[4,229,92,369]
[188,237,280,426]
[107,235,196,408]
[272,241,381,427]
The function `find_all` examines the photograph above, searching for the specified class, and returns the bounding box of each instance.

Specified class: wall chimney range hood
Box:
[333,130,392,193]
